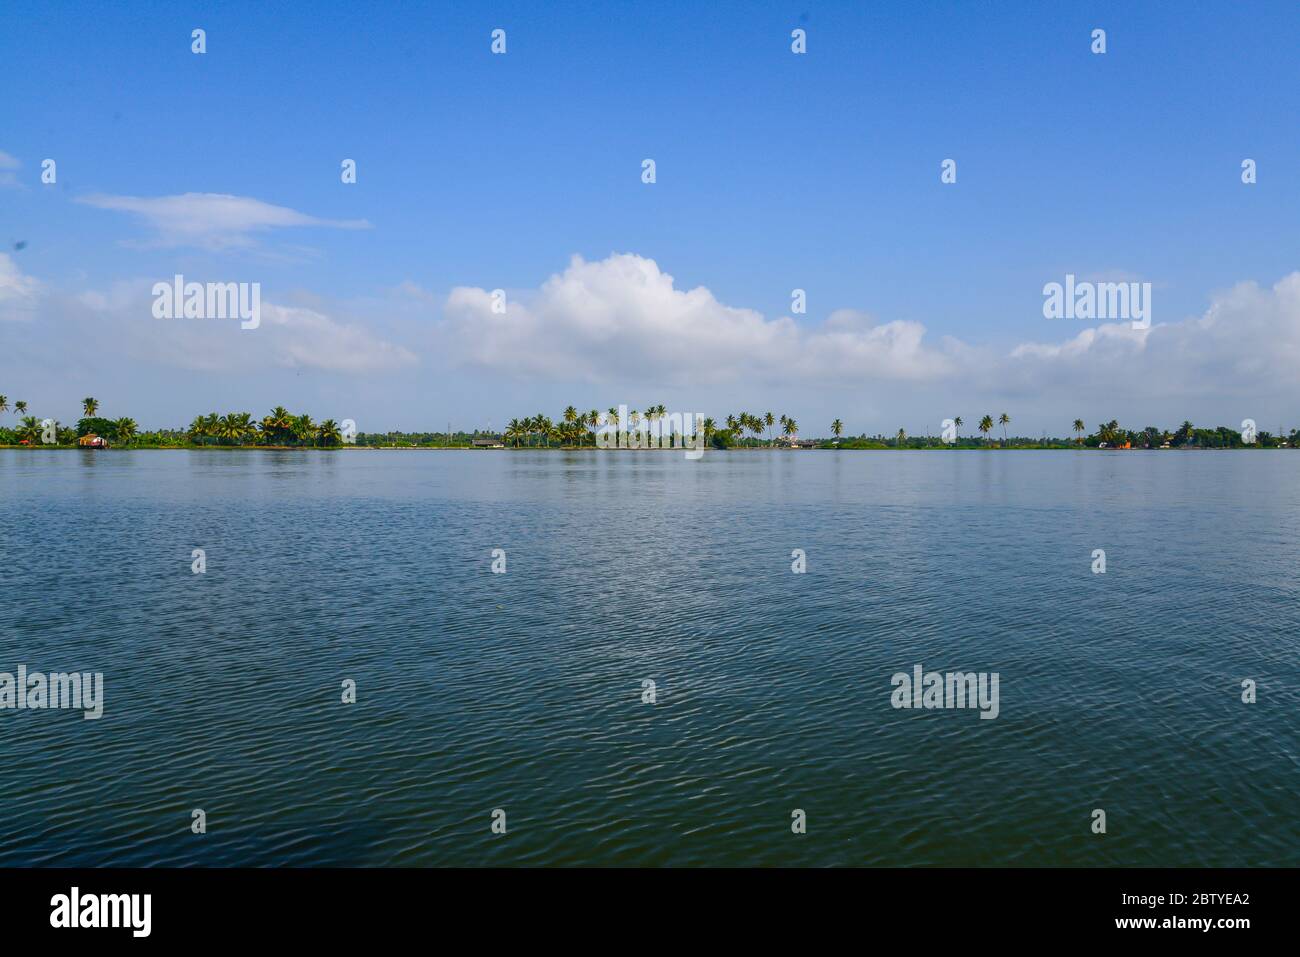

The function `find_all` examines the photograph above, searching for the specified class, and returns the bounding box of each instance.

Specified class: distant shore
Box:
[1,397,1290,452]
[2,443,1290,453]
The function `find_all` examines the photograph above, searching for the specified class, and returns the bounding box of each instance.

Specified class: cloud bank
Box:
[437,254,966,386]
[435,253,1300,407]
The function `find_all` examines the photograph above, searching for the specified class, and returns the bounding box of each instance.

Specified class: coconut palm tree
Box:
[114,417,137,445]
[896,428,906,446]
[218,413,244,444]
[998,413,1010,444]
[764,411,775,447]
[14,401,27,416]
[978,415,993,442]
[17,415,40,444]
[317,419,342,446]
[645,404,663,441]
[188,415,210,446]
[0,396,8,417]
[586,409,601,447]
[563,405,579,434]
[1072,419,1085,444]
[506,418,525,448]
[293,414,316,446]
[82,397,99,417]
[832,419,844,440]
[786,418,798,440]
[261,406,292,445]
[953,416,963,441]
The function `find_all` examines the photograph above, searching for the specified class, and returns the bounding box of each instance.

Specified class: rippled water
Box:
[1,448,1297,866]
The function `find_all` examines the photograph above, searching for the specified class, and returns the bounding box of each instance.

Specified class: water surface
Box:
[1,448,1296,866]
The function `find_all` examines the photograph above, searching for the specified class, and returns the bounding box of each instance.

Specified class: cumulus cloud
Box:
[75,192,372,250]
[437,253,961,386]
[257,302,418,373]
[1005,274,1300,400]
[433,253,1300,415]
[67,280,417,374]
[0,253,41,320]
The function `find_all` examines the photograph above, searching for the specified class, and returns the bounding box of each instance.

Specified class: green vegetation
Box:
[0,396,1295,451]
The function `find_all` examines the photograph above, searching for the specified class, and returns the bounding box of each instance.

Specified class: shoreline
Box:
[0,444,1286,453]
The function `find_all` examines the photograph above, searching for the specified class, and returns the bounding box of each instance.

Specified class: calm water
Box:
[1,448,1297,867]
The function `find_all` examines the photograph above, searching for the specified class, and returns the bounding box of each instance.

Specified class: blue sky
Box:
[4,0,1300,435]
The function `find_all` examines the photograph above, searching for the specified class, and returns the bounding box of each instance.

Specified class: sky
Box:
[3,0,1300,437]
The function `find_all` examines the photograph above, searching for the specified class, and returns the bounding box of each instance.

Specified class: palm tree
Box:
[786,418,798,440]
[998,413,1010,445]
[218,413,244,444]
[261,406,293,445]
[82,397,99,417]
[586,409,600,447]
[764,411,775,447]
[953,416,963,442]
[644,404,664,441]
[896,428,906,447]
[1072,419,1085,444]
[831,419,844,441]
[0,396,8,417]
[317,419,342,446]
[17,415,40,444]
[293,414,316,446]
[978,415,993,442]
[113,417,137,445]
[506,418,525,448]
[702,417,717,444]
[188,415,210,446]
[563,405,579,435]
[14,401,27,416]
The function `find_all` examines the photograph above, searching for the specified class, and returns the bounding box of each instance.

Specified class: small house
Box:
[78,434,108,449]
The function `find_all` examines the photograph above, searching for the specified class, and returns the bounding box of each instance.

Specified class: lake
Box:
[1,448,1296,866]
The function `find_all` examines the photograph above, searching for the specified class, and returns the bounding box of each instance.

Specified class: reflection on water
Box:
[0,449,1297,866]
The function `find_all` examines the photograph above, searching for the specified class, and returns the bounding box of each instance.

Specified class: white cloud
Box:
[433,253,1300,415]
[1005,274,1300,400]
[67,281,416,374]
[258,302,418,373]
[0,253,41,319]
[75,192,372,250]
[436,253,960,386]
